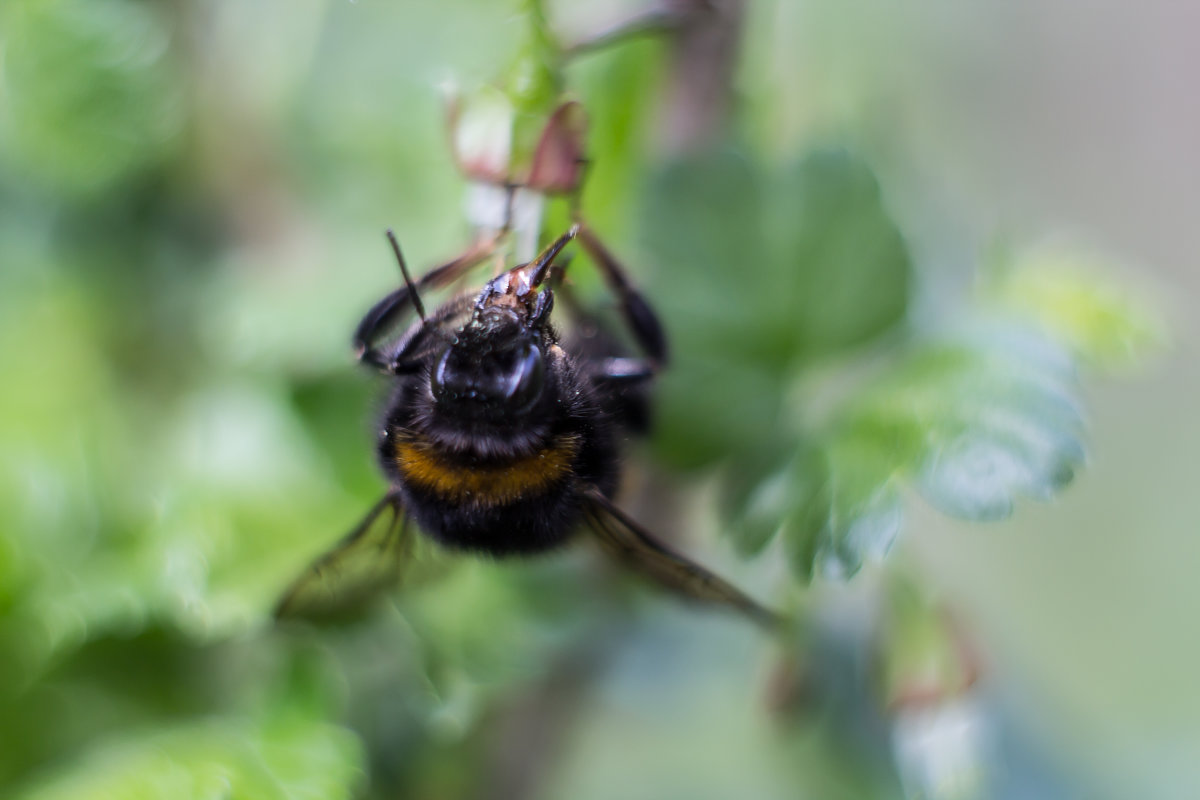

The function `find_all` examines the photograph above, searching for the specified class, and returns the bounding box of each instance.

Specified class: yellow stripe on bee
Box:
[396,434,580,504]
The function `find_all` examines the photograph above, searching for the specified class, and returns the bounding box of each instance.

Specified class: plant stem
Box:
[659,0,746,153]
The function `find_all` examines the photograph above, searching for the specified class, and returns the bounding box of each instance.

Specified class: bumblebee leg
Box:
[372,294,476,375]
[354,286,418,369]
[274,492,410,621]
[576,223,668,366]
[582,488,782,630]
[355,236,498,371]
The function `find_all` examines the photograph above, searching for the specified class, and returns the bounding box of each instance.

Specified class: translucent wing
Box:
[581,488,782,630]
[274,492,422,622]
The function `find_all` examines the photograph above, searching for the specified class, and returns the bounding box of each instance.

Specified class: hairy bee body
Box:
[377,336,620,555]
[274,226,779,628]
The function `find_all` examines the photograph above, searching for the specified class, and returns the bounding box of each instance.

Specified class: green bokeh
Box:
[0,0,1181,798]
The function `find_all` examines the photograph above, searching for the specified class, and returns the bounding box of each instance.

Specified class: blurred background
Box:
[0,0,1193,798]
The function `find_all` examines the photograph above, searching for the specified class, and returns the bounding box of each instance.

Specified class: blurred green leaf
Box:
[0,1,1171,796]
[640,148,913,472]
[721,443,808,558]
[2,0,182,194]
[779,322,1091,579]
[652,352,788,470]
[0,267,351,685]
[403,556,599,688]
[773,148,913,358]
[809,430,905,579]
[639,146,1122,580]
[641,152,790,469]
[13,713,363,800]
[985,243,1165,371]
[642,152,775,358]
[869,327,1086,522]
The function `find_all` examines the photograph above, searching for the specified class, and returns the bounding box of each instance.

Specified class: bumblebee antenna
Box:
[386,229,426,323]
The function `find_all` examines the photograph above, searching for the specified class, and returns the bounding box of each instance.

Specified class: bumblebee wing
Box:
[581,488,781,630]
[275,492,417,622]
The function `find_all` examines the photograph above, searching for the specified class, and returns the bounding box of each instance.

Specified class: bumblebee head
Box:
[430,307,548,418]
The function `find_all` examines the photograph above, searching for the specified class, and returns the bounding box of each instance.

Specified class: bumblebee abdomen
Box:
[404,483,582,555]
[388,428,612,555]
[394,433,581,506]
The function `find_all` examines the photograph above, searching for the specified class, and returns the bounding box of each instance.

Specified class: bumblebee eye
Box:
[504,342,545,412]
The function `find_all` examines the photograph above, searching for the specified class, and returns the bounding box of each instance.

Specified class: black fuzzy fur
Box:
[375,316,622,557]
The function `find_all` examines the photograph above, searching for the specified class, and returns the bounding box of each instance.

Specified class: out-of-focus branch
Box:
[466,6,751,796]
[470,629,615,800]
[659,0,745,153]
[564,6,690,58]
[565,0,746,154]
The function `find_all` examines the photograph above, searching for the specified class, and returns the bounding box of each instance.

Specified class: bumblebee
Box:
[275,225,778,627]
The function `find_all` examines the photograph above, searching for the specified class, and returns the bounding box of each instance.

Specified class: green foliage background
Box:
[0,0,1191,798]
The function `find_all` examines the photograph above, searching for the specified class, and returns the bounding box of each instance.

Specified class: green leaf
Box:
[918,427,1064,521]
[772,148,912,358]
[639,148,914,472]
[642,152,774,358]
[772,322,1093,579]
[652,352,787,470]
[903,332,1086,521]
[2,0,182,194]
[638,150,1149,582]
[814,431,905,579]
[985,243,1165,371]
[725,443,824,560]
[777,449,833,580]
[12,713,364,800]
[641,152,790,469]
